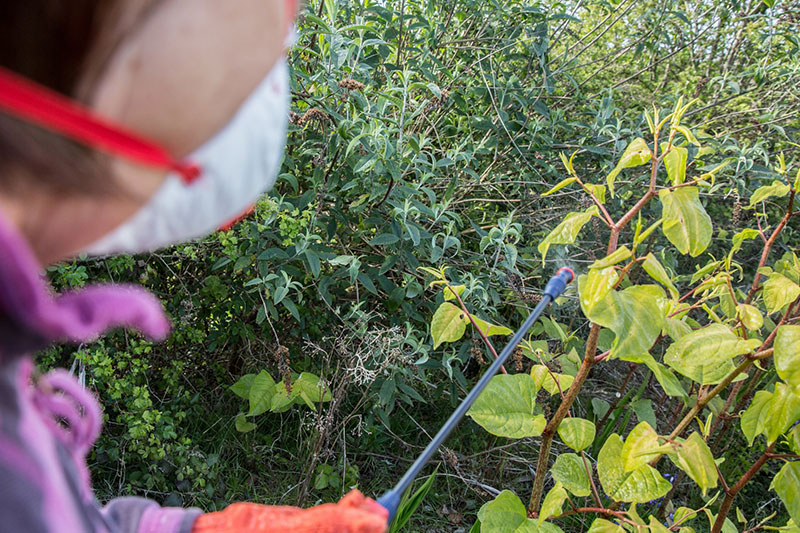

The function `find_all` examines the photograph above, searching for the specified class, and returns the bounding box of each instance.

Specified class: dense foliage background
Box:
[42,0,799,530]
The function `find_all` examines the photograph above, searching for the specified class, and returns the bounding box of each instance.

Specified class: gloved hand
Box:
[191,489,388,533]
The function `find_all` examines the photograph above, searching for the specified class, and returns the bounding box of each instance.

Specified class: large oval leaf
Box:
[598,434,672,503]
[587,519,624,532]
[775,325,800,386]
[248,370,276,416]
[557,417,596,451]
[537,207,598,266]
[478,490,564,533]
[662,144,688,186]
[431,302,469,349]
[659,187,712,257]
[621,422,662,472]
[468,374,545,438]
[763,272,800,315]
[664,324,760,384]
[551,453,591,497]
[771,462,800,524]
[578,267,619,317]
[606,138,652,198]
[672,432,718,496]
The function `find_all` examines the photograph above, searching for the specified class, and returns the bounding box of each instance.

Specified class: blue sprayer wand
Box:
[376,267,575,523]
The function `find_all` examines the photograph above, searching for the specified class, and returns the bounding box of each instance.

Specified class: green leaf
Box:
[583,284,667,360]
[578,267,619,317]
[431,302,470,349]
[740,390,773,446]
[478,490,564,533]
[663,317,692,342]
[234,413,256,433]
[248,371,276,416]
[631,398,658,429]
[443,285,466,301]
[590,246,632,270]
[538,207,598,266]
[292,372,332,403]
[664,324,760,384]
[771,462,800,524]
[672,432,717,496]
[468,374,546,438]
[587,519,624,532]
[649,516,672,533]
[737,304,763,331]
[765,383,800,443]
[749,180,791,208]
[389,466,438,533]
[659,187,712,257]
[557,417,596,451]
[542,177,577,196]
[776,326,800,386]
[791,425,800,455]
[583,183,607,204]
[598,433,672,503]
[621,422,662,472]
[762,272,800,315]
[662,144,688,186]
[642,253,679,299]
[672,125,700,146]
[606,138,652,198]
[231,373,255,399]
[369,233,400,246]
[551,453,591,497]
[530,365,575,395]
[538,483,568,524]
[471,315,513,337]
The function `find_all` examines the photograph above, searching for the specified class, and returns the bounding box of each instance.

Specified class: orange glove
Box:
[191,490,388,533]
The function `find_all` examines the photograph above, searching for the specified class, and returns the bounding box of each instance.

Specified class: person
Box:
[0,1,388,532]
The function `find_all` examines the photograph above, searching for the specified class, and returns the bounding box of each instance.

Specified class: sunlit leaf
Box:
[662,144,688,186]
[578,267,619,317]
[659,187,712,257]
[606,138,652,198]
[587,519,624,532]
[248,370,277,416]
[590,246,632,270]
[530,365,575,395]
[621,353,687,398]
[737,304,763,331]
[762,272,800,315]
[775,325,800,387]
[539,483,568,524]
[443,285,466,301]
[672,432,717,496]
[771,462,800,524]
[471,315,513,337]
[664,324,760,384]
[468,374,546,438]
[538,207,598,266]
[740,390,772,446]
[583,183,607,204]
[621,422,662,472]
[542,177,577,196]
[431,302,469,348]
[551,453,591,497]
[478,490,564,533]
[557,417,596,451]
[748,180,791,208]
[642,253,679,299]
[598,434,671,503]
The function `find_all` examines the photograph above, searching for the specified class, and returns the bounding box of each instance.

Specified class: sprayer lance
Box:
[377,267,574,523]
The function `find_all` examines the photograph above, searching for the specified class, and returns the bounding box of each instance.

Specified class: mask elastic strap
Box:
[0,66,201,184]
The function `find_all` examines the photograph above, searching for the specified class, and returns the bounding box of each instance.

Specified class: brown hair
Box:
[0,1,160,196]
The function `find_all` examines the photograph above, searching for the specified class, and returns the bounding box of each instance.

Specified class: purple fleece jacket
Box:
[0,210,202,532]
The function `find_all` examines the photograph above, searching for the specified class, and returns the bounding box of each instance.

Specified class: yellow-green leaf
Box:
[468,374,546,438]
[431,302,469,348]
[598,434,672,503]
[659,187,712,257]
[642,253,679,299]
[606,138,652,198]
[749,180,791,208]
[775,325,800,387]
[583,284,667,360]
[765,383,800,443]
[649,516,672,533]
[538,483,568,524]
[235,413,257,433]
[583,183,607,204]
[663,317,692,342]
[443,285,466,301]
[551,453,591,497]
[621,421,662,472]
[478,490,564,533]
[740,390,772,446]
[737,304,764,331]
[542,177,578,196]
[248,370,276,416]
[762,272,800,315]
[664,323,760,384]
[662,144,688,186]
[557,418,596,452]
[620,353,687,398]
[538,207,598,266]
[590,246,632,270]
[578,268,619,317]
[771,462,800,524]
[672,125,700,146]
[587,519,624,533]
[471,315,514,337]
[672,432,717,496]
[530,365,575,395]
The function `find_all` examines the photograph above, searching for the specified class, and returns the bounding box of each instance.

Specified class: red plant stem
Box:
[711,442,776,533]
[745,189,795,304]
[445,283,507,374]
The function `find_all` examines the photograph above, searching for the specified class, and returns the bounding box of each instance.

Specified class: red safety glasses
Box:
[0,65,201,184]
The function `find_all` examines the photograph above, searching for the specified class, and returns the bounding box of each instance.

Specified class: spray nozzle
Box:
[543,267,575,300]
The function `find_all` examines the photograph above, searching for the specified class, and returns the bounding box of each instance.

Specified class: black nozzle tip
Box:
[557,267,575,284]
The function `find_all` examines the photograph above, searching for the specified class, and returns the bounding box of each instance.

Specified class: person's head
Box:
[0,0,294,263]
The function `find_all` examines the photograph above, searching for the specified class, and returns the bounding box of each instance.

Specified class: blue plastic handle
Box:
[376,268,574,523]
